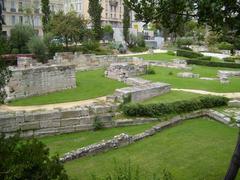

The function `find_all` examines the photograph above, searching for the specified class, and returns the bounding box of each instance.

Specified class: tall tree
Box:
[124,0,240,179]
[41,0,51,33]
[0,0,5,33]
[123,4,130,44]
[88,0,103,40]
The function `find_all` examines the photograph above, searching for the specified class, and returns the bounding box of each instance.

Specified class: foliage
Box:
[136,34,146,47]
[167,51,175,56]
[0,60,11,104]
[123,4,130,44]
[186,59,240,69]
[0,35,11,54]
[223,57,240,63]
[217,42,234,51]
[146,66,156,74]
[82,40,100,53]
[194,56,212,61]
[176,37,193,47]
[91,160,173,180]
[122,96,229,117]
[93,116,104,131]
[176,49,203,58]
[103,24,114,41]
[27,36,47,63]
[127,34,146,49]
[41,0,51,32]
[48,11,87,47]
[88,0,103,40]
[179,46,193,51]
[0,134,68,179]
[129,46,148,53]
[10,24,35,53]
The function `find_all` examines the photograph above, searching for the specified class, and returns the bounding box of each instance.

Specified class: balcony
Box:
[109,0,118,7]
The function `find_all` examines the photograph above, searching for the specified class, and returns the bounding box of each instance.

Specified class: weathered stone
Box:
[177,72,200,78]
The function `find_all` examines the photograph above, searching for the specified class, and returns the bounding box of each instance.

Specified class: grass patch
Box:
[142,91,205,104]
[40,122,158,156]
[142,66,240,92]
[64,119,239,179]
[9,69,126,106]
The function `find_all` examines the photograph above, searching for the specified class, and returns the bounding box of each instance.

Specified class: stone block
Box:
[19,122,40,131]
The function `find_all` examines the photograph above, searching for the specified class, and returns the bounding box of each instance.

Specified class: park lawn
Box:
[142,91,205,104]
[142,66,240,92]
[9,69,126,106]
[133,53,186,61]
[40,122,158,156]
[64,118,239,179]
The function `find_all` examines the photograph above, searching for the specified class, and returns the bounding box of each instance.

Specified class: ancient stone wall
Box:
[52,52,144,70]
[5,65,76,101]
[0,103,117,137]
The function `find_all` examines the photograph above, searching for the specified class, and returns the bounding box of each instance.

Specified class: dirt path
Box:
[0,96,107,112]
[172,88,240,99]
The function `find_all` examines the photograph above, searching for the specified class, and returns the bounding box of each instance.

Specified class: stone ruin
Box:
[149,59,191,70]
[218,70,240,84]
[105,62,148,82]
[177,72,200,78]
[5,64,76,102]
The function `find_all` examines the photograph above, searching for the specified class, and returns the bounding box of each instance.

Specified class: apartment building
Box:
[2,0,43,36]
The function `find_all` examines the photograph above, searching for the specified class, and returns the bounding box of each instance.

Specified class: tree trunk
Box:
[225,132,240,180]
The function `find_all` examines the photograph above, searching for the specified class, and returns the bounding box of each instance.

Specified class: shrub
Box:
[0,36,11,54]
[10,24,35,53]
[122,96,228,117]
[223,57,240,63]
[167,50,175,56]
[176,37,193,47]
[27,36,47,63]
[177,49,203,58]
[93,116,104,131]
[194,56,212,61]
[136,34,146,47]
[180,46,193,51]
[146,66,156,74]
[129,46,148,53]
[82,41,100,53]
[217,42,234,50]
[186,59,240,68]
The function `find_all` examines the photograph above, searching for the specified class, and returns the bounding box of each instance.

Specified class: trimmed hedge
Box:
[194,56,212,61]
[186,59,240,68]
[223,57,240,63]
[176,49,203,58]
[122,96,229,117]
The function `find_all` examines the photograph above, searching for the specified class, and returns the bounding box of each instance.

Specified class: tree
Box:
[0,0,5,33]
[0,134,68,179]
[10,24,35,53]
[41,0,51,33]
[123,4,130,45]
[48,11,87,48]
[0,60,11,104]
[88,0,103,40]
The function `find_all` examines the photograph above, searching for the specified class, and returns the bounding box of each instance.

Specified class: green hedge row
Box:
[223,57,240,63]
[194,56,212,61]
[176,49,203,58]
[186,59,240,68]
[122,96,229,117]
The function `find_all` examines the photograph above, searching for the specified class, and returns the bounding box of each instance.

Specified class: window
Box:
[11,16,16,25]
[18,2,23,12]
[19,16,23,24]
[10,0,16,12]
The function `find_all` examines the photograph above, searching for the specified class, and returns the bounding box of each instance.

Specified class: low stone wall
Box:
[109,82,171,103]
[105,62,148,81]
[53,52,144,70]
[60,109,231,162]
[0,103,118,137]
[148,60,191,70]
[5,65,76,101]
[177,72,200,78]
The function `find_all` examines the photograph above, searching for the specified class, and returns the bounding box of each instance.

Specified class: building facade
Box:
[2,0,43,36]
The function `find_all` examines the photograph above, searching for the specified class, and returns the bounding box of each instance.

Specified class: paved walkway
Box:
[172,88,240,99]
[0,96,106,112]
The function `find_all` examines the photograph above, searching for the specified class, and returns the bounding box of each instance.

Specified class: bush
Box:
[0,36,11,54]
[0,134,68,180]
[167,50,175,56]
[223,57,240,63]
[82,41,100,53]
[176,37,193,47]
[194,56,212,61]
[146,66,156,74]
[186,59,240,68]
[93,116,104,131]
[176,49,203,58]
[217,42,234,50]
[10,24,36,53]
[180,47,193,51]
[136,34,146,47]
[129,46,148,52]
[122,96,228,117]
[27,36,47,63]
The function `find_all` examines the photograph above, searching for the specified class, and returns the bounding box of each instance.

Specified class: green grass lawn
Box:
[142,66,240,92]
[40,122,158,156]
[143,91,205,104]
[9,69,126,106]
[133,53,186,61]
[64,119,239,179]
